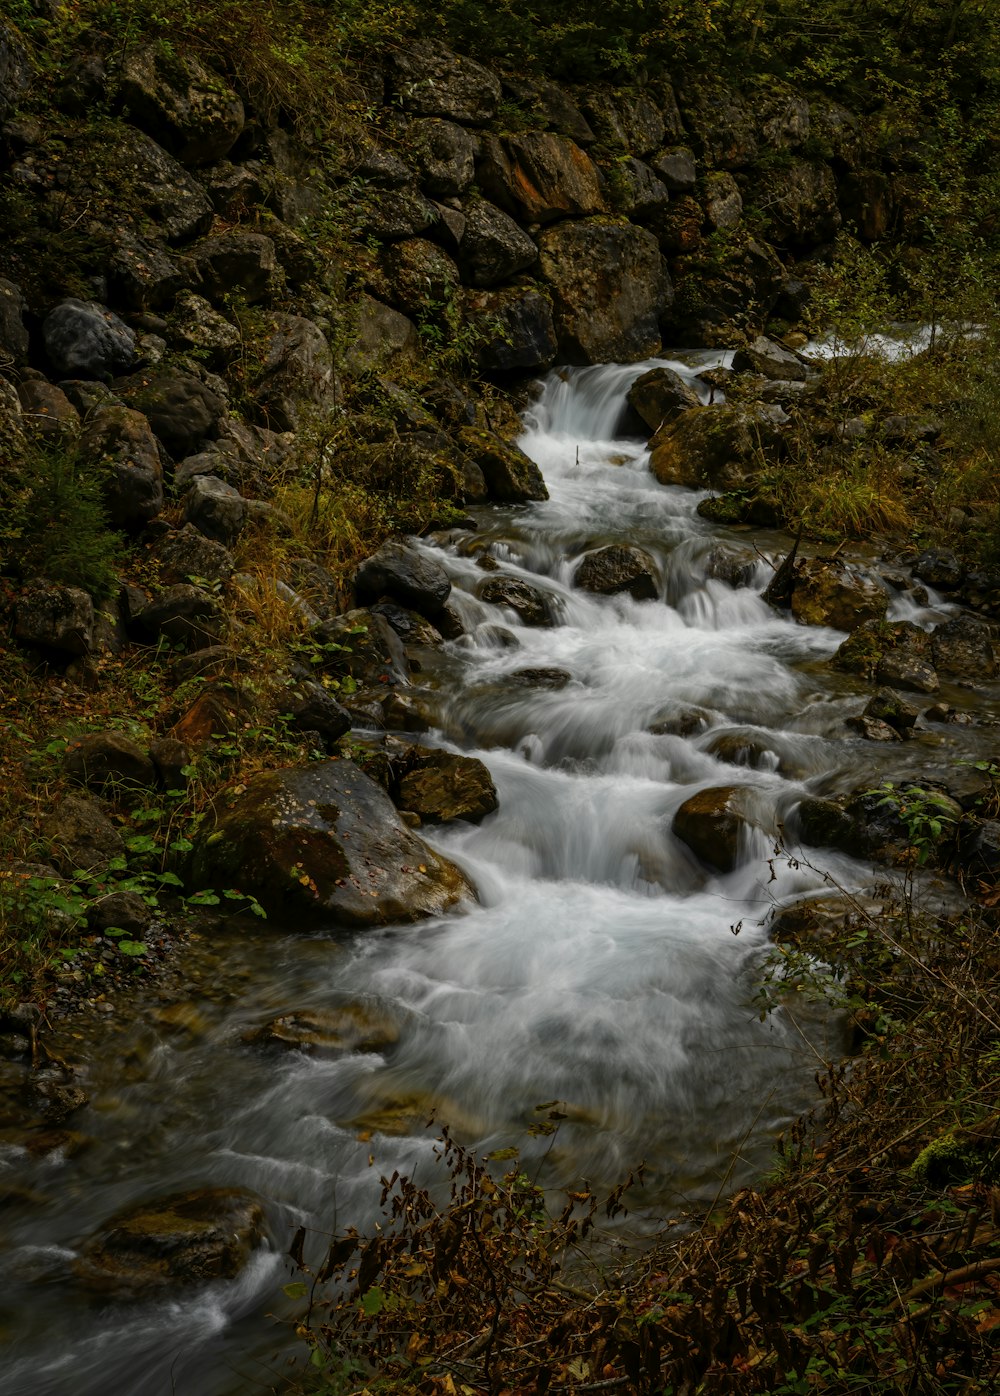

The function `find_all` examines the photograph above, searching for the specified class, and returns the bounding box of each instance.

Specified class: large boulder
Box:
[192,760,474,926]
[191,232,278,305]
[43,300,137,380]
[139,584,223,649]
[574,545,659,600]
[832,619,938,693]
[79,405,164,531]
[14,582,94,657]
[107,230,191,310]
[16,381,79,438]
[930,614,997,680]
[75,1188,265,1291]
[789,559,889,631]
[354,542,451,619]
[649,403,782,490]
[453,427,548,502]
[63,732,157,795]
[732,335,809,382]
[182,475,247,547]
[478,132,605,223]
[678,80,758,168]
[465,286,558,374]
[343,296,419,376]
[538,219,671,364]
[610,158,671,222]
[252,313,335,432]
[167,292,241,367]
[394,749,498,825]
[386,41,501,124]
[408,117,477,196]
[117,371,225,459]
[458,197,538,288]
[119,44,244,165]
[101,127,215,242]
[153,524,235,587]
[627,367,700,431]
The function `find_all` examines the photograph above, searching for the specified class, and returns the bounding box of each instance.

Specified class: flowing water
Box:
[0,355,987,1394]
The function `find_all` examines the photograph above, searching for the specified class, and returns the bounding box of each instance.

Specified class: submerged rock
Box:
[479,576,553,627]
[191,759,474,926]
[245,1003,399,1055]
[673,785,753,873]
[574,544,659,600]
[75,1188,265,1291]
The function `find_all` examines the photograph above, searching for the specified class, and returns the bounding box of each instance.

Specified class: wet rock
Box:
[117,370,225,459]
[245,1003,399,1055]
[844,715,902,742]
[63,733,157,796]
[673,785,752,873]
[153,525,235,588]
[479,577,552,627]
[76,1188,265,1291]
[182,475,247,547]
[930,614,997,680]
[789,559,889,631]
[14,582,94,657]
[465,286,558,374]
[538,218,671,364]
[732,335,809,382]
[43,300,137,380]
[479,131,605,223]
[408,117,476,196]
[832,618,938,692]
[863,687,920,732]
[44,795,125,877]
[120,45,244,165]
[279,682,352,743]
[354,542,451,620]
[453,427,548,503]
[370,602,443,649]
[394,748,498,825]
[912,549,964,590]
[509,668,572,690]
[703,545,758,589]
[78,405,163,531]
[770,893,881,953]
[309,608,409,688]
[192,759,474,926]
[380,689,438,732]
[27,1074,89,1123]
[458,197,538,287]
[627,367,700,432]
[138,584,223,649]
[387,41,501,124]
[705,731,780,772]
[574,545,659,600]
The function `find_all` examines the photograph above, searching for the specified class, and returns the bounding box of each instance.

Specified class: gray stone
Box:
[44,795,126,877]
[387,41,501,125]
[733,335,809,382]
[117,371,225,459]
[409,117,476,196]
[465,286,558,374]
[574,545,659,600]
[167,292,241,367]
[651,146,697,192]
[627,367,700,432]
[279,682,352,742]
[354,541,451,619]
[931,614,997,680]
[343,295,419,376]
[479,577,552,627]
[107,232,190,311]
[16,381,79,438]
[453,427,548,502]
[79,405,163,531]
[253,313,335,432]
[192,232,278,304]
[102,127,214,242]
[153,524,235,587]
[182,475,247,547]
[139,584,223,649]
[703,171,742,231]
[478,131,605,224]
[43,300,137,380]
[458,197,538,288]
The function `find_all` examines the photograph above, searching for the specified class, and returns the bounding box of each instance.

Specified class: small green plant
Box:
[866,781,959,865]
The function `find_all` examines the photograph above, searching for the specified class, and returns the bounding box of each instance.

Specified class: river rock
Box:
[279,682,352,743]
[387,41,500,124]
[574,545,659,600]
[649,404,780,491]
[246,1004,399,1055]
[88,889,152,937]
[45,795,126,877]
[863,687,920,732]
[789,559,889,631]
[309,608,409,688]
[627,367,700,432]
[479,131,605,223]
[354,542,451,619]
[673,785,752,873]
[394,749,498,825]
[14,582,94,657]
[453,428,548,503]
[120,45,244,165]
[538,219,671,364]
[479,577,552,627]
[64,732,157,798]
[930,614,997,680]
[79,405,164,531]
[458,197,538,287]
[76,1188,265,1291]
[913,549,964,590]
[43,300,137,380]
[192,760,474,925]
[832,618,938,692]
[732,335,809,382]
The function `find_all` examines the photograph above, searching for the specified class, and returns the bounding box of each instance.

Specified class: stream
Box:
[1,354,993,1395]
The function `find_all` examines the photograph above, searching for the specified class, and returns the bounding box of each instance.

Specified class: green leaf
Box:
[283,1281,309,1300]
[360,1286,384,1316]
[117,940,148,956]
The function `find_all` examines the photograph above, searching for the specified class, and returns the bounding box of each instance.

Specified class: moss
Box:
[910,1131,994,1189]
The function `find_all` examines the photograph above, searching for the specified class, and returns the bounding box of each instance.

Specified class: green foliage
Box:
[867,781,959,865]
[1,444,123,600]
